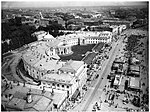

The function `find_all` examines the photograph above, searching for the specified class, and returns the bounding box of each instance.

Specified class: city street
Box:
[2,46,29,82]
[2,2,148,111]
[73,34,125,111]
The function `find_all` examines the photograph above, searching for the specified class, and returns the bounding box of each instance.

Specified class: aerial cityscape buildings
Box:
[1,1,149,111]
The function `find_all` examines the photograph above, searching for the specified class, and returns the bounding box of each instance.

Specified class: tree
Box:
[2,22,37,53]
[15,17,22,26]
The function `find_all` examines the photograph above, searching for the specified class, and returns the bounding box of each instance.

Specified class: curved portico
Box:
[58,45,73,56]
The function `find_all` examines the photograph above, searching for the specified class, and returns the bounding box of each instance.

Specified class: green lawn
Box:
[60,44,96,61]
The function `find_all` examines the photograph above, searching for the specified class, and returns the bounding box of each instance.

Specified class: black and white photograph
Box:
[1,0,149,111]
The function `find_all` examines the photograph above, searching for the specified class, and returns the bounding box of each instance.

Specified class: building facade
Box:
[22,39,87,99]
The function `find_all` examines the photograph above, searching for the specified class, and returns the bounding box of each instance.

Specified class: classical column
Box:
[66,47,68,54]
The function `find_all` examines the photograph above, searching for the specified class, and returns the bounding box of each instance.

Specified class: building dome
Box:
[44,32,55,40]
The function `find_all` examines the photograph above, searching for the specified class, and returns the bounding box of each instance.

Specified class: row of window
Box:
[26,65,45,77]
[43,82,70,89]
[26,64,75,78]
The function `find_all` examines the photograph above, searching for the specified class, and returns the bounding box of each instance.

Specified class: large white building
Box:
[32,31,113,56]
[57,31,113,45]
[24,30,113,99]
[22,39,87,99]
[110,25,127,35]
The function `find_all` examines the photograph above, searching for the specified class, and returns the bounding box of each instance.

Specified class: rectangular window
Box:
[67,86,69,88]
[57,84,59,87]
[62,85,64,88]
[52,83,55,86]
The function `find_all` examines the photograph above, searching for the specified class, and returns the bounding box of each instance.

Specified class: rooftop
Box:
[60,60,84,72]
[23,41,61,67]
[57,31,110,41]
[92,42,104,52]
[129,77,141,89]
[82,52,97,65]
[2,84,67,111]
[130,65,140,72]
[41,72,73,83]
[43,32,55,40]
[34,59,64,71]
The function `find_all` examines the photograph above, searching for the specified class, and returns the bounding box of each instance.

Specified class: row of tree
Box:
[112,7,148,20]
[2,17,66,54]
[2,22,37,53]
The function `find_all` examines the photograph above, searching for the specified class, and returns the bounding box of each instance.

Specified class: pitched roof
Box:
[92,42,104,52]
[44,32,55,39]
[82,52,97,65]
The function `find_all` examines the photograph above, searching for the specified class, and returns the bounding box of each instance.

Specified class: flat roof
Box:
[2,84,67,111]
[129,77,140,89]
[34,59,64,71]
[41,72,73,83]
[60,60,84,72]
[130,65,140,72]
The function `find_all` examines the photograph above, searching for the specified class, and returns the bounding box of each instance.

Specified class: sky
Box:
[1,0,148,8]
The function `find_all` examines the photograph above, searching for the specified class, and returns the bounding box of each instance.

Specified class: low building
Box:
[128,77,141,91]
[82,52,97,66]
[67,24,81,30]
[1,83,67,111]
[131,57,140,65]
[39,18,50,27]
[92,42,105,53]
[114,58,125,64]
[84,21,100,26]
[103,20,130,28]
[113,75,122,87]
[128,65,140,77]
[90,25,113,32]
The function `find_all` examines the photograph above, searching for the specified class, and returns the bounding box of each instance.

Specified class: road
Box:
[2,47,29,82]
[73,34,125,111]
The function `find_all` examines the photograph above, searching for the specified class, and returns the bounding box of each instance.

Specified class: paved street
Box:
[73,29,148,111]
[73,34,125,111]
[2,29,148,111]
[2,47,29,82]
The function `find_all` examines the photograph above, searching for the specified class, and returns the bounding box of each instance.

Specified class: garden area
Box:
[59,44,96,61]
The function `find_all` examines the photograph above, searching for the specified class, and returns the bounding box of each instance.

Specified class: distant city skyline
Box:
[2,1,148,9]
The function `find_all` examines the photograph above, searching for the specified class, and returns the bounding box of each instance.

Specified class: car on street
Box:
[108,93,115,104]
